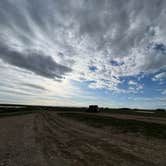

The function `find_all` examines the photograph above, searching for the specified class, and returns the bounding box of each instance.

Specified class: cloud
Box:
[134,97,166,103]
[162,90,166,95]
[152,72,166,81]
[128,80,137,86]
[0,0,166,94]
[0,89,32,96]
[126,80,143,93]
[0,44,72,79]
[69,0,166,90]
[21,83,47,91]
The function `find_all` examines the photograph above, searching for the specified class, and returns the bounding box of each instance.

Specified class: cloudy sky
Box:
[0,0,166,109]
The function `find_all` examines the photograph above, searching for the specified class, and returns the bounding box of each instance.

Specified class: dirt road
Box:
[0,113,46,166]
[0,111,166,166]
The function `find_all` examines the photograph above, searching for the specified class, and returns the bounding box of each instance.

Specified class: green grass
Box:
[58,112,166,139]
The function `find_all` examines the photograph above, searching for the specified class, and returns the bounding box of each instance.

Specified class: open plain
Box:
[0,106,166,166]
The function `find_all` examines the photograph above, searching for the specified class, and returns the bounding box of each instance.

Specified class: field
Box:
[0,105,166,166]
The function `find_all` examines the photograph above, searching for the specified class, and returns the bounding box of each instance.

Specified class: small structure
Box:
[87,105,100,112]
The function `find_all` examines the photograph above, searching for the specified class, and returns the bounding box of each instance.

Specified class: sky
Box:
[0,0,166,109]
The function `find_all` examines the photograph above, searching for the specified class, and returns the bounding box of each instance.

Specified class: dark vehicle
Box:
[156,108,166,112]
[87,105,100,112]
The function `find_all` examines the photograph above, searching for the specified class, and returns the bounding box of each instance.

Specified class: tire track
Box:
[35,112,156,166]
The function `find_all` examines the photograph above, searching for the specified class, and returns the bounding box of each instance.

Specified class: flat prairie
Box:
[0,109,166,166]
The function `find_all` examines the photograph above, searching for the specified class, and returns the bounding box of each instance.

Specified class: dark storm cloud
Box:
[0,44,72,79]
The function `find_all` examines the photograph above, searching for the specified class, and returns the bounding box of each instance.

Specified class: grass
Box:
[104,108,166,118]
[58,112,166,139]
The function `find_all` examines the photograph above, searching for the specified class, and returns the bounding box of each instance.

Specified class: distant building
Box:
[87,105,100,112]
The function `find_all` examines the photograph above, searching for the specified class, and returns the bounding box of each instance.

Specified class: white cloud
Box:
[152,72,166,81]
[162,90,166,95]
[0,0,166,100]
[127,80,143,93]
[128,80,137,85]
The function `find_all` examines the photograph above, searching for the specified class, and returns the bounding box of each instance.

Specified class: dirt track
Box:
[0,111,166,166]
[0,114,46,166]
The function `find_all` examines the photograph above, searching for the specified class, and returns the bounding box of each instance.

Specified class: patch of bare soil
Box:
[35,112,166,166]
[0,112,166,166]
[0,114,47,166]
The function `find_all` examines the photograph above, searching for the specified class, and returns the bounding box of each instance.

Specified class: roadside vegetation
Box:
[104,108,166,118]
[58,112,166,139]
[0,105,42,118]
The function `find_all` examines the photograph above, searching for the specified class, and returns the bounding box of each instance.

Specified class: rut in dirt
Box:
[34,112,156,166]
